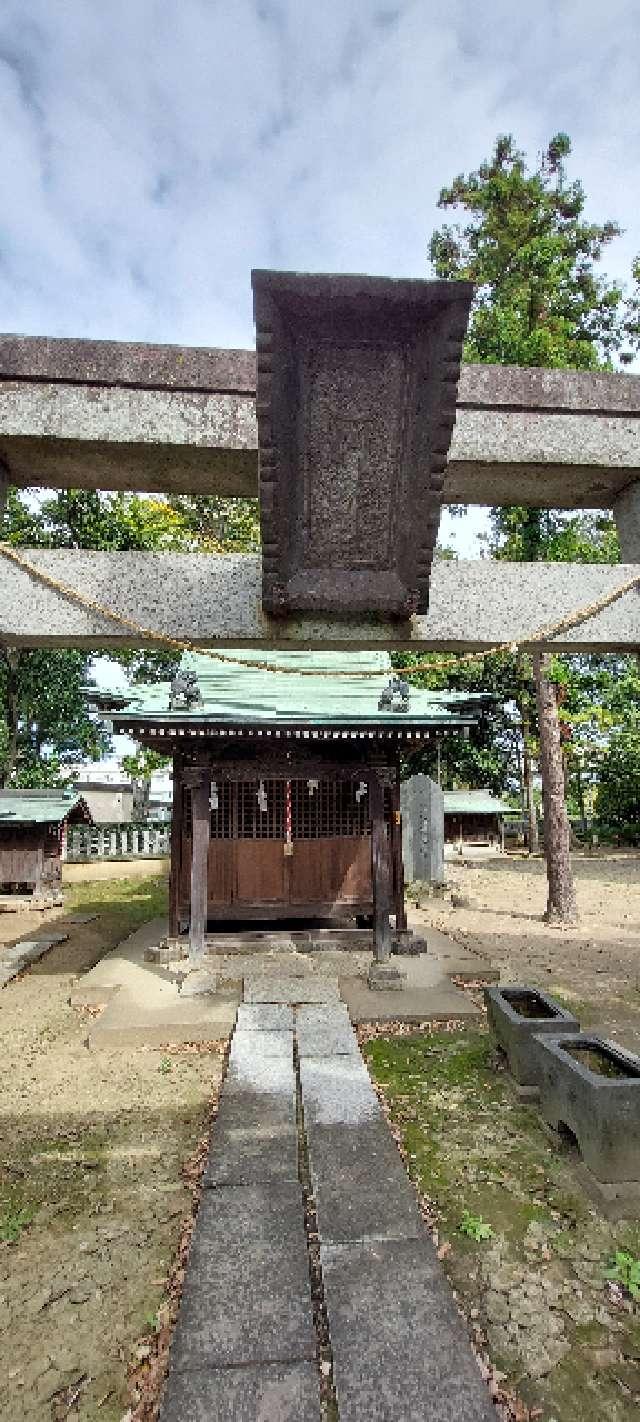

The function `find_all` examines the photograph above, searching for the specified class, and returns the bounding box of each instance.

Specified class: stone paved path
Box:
[160,976,496,1421]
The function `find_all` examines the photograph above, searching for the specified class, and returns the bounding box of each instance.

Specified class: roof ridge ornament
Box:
[169,669,202,711]
[378,676,411,714]
[252,269,473,619]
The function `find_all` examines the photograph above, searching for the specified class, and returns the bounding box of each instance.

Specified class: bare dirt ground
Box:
[0,874,227,1422]
[415,850,640,1055]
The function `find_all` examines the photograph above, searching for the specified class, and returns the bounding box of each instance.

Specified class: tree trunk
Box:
[1,649,21,786]
[520,699,539,854]
[533,652,578,924]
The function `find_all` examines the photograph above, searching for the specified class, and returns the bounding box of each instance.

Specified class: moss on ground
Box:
[364,1028,640,1422]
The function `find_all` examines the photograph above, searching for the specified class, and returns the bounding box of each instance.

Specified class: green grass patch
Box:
[65,872,168,939]
[0,1200,36,1243]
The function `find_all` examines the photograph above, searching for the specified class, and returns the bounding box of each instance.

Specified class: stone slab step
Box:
[160,1359,321,1421]
[298,1055,381,1128]
[225,1049,296,1103]
[236,1003,294,1031]
[306,1117,424,1245]
[244,975,340,1004]
[169,1183,316,1371]
[229,1029,294,1061]
[322,1237,496,1422]
[297,1003,359,1058]
[204,1093,298,1187]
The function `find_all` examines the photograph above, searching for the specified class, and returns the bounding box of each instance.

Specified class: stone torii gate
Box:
[0,269,639,963]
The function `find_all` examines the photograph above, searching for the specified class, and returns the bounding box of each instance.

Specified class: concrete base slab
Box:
[321,1238,496,1422]
[89,991,238,1050]
[245,975,340,1004]
[406,915,498,980]
[367,961,407,991]
[339,974,481,1024]
[169,1183,315,1371]
[70,915,238,1047]
[160,1360,321,1421]
[0,896,61,912]
[69,915,170,1006]
[178,966,218,996]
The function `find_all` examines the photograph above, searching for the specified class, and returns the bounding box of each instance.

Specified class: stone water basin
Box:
[533,1033,640,1183]
[484,984,580,1089]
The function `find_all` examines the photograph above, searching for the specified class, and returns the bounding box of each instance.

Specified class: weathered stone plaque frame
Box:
[252,270,473,617]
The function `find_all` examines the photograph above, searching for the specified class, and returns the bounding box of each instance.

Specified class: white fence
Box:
[65,822,171,862]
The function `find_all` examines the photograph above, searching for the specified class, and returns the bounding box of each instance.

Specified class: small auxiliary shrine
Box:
[112,649,479,960]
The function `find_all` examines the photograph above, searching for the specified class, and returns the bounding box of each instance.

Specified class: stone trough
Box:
[484,985,580,1093]
[533,1033,640,1197]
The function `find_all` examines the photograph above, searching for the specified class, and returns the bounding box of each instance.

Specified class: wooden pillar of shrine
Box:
[391,767,407,933]
[187,766,210,960]
[168,754,183,939]
[370,768,392,962]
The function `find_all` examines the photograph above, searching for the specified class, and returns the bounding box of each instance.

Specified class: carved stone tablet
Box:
[252,270,473,617]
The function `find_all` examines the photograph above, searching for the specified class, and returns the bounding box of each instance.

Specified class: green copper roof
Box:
[443,790,509,816]
[113,649,482,730]
[0,790,87,825]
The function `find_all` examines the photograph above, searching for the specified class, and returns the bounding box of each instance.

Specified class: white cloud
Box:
[0,0,637,348]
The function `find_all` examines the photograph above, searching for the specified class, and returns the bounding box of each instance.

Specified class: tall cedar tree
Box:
[429,132,633,922]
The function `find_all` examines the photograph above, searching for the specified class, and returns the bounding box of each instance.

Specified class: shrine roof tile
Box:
[113,649,484,730]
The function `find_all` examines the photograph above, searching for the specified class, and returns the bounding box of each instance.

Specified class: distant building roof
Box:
[0,790,91,826]
[113,649,485,731]
[443,790,510,817]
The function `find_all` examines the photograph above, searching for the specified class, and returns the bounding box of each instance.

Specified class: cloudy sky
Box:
[1,0,639,557]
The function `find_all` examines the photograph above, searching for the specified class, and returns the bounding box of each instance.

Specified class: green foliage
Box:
[121,748,169,782]
[429,132,634,368]
[604,1250,640,1299]
[0,648,108,786]
[0,487,260,781]
[395,649,531,796]
[486,508,619,565]
[425,132,638,818]
[596,725,640,836]
[164,494,260,553]
[459,1209,494,1242]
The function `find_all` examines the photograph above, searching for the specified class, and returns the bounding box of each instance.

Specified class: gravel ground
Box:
[415,850,640,1055]
[0,876,226,1422]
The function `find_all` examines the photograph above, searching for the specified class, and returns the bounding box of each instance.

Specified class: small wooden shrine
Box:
[112,650,480,960]
[443,790,509,851]
[0,789,92,900]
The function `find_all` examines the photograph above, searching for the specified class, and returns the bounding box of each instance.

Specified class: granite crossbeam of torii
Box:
[0,268,639,969]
